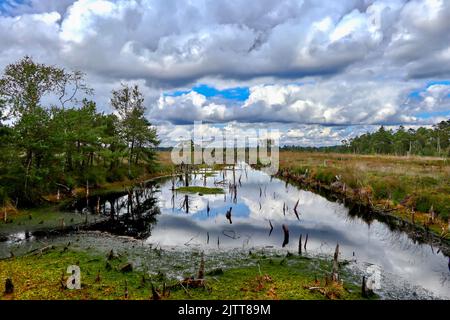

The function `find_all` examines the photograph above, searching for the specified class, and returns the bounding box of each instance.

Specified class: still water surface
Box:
[69,163,450,298]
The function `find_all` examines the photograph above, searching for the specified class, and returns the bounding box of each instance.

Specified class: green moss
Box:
[176,186,224,195]
[0,206,94,236]
[167,257,366,300]
[0,247,370,300]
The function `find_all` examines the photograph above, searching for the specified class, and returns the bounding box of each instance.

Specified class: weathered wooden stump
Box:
[331,243,340,282]
[107,249,115,261]
[95,271,101,283]
[120,262,133,273]
[150,282,161,300]
[361,276,374,298]
[197,252,205,280]
[282,224,289,247]
[4,278,14,294]
[124,280,128,299]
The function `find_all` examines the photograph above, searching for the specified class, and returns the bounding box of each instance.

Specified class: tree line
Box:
[0,56,159,207]
[282,121,450,157]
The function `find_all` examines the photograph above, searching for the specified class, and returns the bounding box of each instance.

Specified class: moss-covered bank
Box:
[0,245,371,300]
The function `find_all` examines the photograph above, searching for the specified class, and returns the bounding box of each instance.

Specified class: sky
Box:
[0,0,449,146]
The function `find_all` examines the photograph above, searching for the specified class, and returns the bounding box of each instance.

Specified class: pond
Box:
[2,163,450,299]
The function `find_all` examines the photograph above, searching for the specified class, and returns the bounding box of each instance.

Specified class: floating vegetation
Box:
[175,186,224,195]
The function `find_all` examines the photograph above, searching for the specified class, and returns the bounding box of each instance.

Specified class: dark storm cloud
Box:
[2,0,450,85]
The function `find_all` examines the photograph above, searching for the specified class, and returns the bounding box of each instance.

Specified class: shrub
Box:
[80,167,107,186]
[314,168,337,184]
[0,186,7,204]
[415,193,450,220]
[292,166,308,175]
[371,176,407,204]
[417,176,438,188]
[106,167,127,183]
[340,166,361,189]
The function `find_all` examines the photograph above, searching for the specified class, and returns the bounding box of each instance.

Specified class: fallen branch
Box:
[26,245,54,257]
[306,286,324,291]
[179,281,192,297]
[293,199,300,220]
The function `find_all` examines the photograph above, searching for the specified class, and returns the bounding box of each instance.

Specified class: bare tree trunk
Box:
[128,139,135,178]
[24,151,33,194]
[86,180,89,209]
[96,196,100,214]
[437,136,441,155]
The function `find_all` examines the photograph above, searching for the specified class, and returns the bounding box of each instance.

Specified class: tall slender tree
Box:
[110,84,159,178]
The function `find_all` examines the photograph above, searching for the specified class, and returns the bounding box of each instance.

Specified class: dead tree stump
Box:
[361,276,374,298]
[197,252,205,280]
[332,243,340,282]
[4,278,14,294]
[298,234,302,255]
[282,224,289,247]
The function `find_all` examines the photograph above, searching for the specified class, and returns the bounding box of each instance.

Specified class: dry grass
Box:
[278,151,450,235]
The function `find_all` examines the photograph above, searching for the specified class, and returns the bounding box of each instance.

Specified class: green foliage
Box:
[414,193,450,220]
[282,121,450,157]
[106,167,128,183]
[314,168,337,184]
[110,83,159,178]
[0,57,160,207]
[347,123,450,156]
[371,176,407,204]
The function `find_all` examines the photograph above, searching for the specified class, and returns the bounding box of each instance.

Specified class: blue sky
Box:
[409,80,450,98]
[166,84,250,102]
[0,0,28,13]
